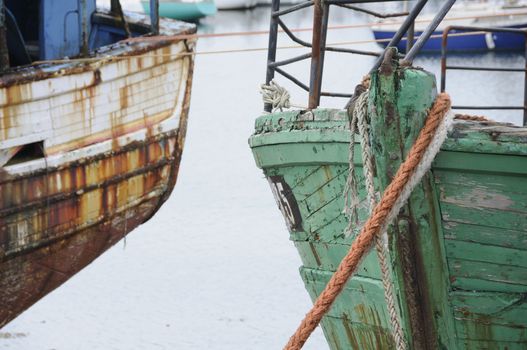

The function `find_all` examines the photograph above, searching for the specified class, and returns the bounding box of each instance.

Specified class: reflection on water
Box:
[1,4,525,350]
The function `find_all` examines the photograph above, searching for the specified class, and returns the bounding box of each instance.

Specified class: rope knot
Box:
[261,80,291,112]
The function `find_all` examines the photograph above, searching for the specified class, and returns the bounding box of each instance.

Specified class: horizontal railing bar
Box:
[275,67,310,91]
[325,46,382,56]
[320,91,353,97]
[273,1,314,17]
[446,65,527,72]
[453,105,527,110]
[278,19,387,57]
[269,53,312,67]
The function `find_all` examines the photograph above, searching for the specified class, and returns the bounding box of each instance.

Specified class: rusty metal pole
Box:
[406,21,415,53]
[404,1,414,53]
[150,0,159,35]
[264,0,280,113]
[440,27,450,93]
[308,0,329,109]
[0,0,9,70]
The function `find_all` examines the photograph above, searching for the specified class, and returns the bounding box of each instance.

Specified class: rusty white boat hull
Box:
[0,15,196,327]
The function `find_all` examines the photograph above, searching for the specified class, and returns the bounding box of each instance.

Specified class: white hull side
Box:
[0,40,194,174]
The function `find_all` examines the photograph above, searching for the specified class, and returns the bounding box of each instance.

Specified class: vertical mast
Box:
[308,0,329,109]
[264,0,280,113]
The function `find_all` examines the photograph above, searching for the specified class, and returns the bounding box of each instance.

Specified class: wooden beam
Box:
[369,48,457,349]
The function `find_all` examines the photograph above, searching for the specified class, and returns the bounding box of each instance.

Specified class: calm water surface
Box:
[1,3,524,350]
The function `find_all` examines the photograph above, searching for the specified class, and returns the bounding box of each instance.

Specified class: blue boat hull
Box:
[374,26,527,53]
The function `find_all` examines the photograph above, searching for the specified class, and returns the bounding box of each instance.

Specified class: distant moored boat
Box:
[373,1,527,52]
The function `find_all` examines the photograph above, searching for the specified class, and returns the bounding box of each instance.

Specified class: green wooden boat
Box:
[250,62,527,348]
[250,0,527,342]
[142,0,216,21]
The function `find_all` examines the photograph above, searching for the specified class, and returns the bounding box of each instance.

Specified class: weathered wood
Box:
[0,35,195,155]
[439,183,527,213]
[249,68,527,349]
[454,319,527,342]
[435,170,527,194]
[301,170,354,216]
[457,339,527,350]
[448,259,527,290]
[434,151,527,175]
[253,142,352,168]
[450,291,527,325]
[446,241,527,268]
[295,241,382,278]
[441,203,527,231]
[442,121,527,155]
[443,222,527,250]
[321,315,395,350]
[453,277,527,293]
[301,268,392,328]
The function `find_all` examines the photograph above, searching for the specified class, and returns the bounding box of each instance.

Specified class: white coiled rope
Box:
[260,80,306,112]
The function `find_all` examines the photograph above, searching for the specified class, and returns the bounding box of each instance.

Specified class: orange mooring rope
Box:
[283,93,452,350]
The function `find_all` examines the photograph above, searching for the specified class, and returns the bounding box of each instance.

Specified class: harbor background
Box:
[1,1,525,349]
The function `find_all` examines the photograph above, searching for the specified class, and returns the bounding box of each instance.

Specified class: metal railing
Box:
[440,25,527,126]
[263,0,457,112]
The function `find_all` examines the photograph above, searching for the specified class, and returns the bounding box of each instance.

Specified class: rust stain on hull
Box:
[0,196,158,327]
[0,130,182,328]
